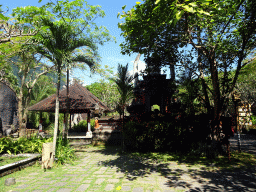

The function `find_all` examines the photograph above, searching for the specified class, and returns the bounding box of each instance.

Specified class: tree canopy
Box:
[118,0,256,155]
[10,0,115,156]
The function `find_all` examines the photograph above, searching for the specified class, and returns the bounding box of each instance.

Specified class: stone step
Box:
[100,125,113,129]
[99,122,119,126]
[99,123,109,126]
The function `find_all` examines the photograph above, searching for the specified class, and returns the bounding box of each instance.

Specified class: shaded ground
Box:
[230,133,256,156]
[82,146,256,192]
[1,134,256,192]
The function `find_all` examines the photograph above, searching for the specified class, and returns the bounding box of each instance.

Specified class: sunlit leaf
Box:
[183,5,194,13]
[155,0,161,4]
[0,13,8,21]
[122,5,127,10]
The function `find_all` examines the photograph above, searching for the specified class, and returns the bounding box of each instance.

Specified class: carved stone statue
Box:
[0,82,19,136]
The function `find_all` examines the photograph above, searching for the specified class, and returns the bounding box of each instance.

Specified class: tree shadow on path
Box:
[85,145,256,191]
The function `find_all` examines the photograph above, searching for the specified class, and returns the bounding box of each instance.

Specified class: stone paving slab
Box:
[6,145,256,192]
[105,184,114,191]
[75,184,90,191]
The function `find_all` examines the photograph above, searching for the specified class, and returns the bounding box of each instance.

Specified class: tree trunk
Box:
[209,57,222,157]
[53,62,61,160]
[197,27,211,115]
[63,68,69,143]
[122,105,125,152]
[18,95,26,137]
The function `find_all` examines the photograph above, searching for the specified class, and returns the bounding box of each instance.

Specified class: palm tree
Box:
[110,63,136,151]
[31,18,98,158]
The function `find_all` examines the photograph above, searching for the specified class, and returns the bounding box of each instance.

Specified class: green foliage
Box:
[119,0,256,130]
[118,0,211,55]
[71,119,95,132]
[123,117,189,153]
[55,136,76,166]
[177,77,203,115]
[0,136,53,155]
[0,136,76,166]
[251,115,256,125]
[86,79,120,111]
[12,0,115,69]
[110,63,135,118]
[151,105,160,111]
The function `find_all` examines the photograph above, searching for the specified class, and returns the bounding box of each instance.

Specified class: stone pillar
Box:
[86,110,92,137]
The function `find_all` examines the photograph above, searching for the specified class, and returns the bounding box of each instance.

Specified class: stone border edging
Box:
[0,153,41,177]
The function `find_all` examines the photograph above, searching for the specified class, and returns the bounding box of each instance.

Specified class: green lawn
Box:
[122,149,256,171]
[0,155,28,166]
[82,141,256,171]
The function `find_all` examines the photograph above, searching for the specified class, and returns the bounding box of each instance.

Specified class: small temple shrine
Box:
[127,57,177,120]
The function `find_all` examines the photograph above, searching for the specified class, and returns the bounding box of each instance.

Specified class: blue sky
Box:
[3,0,171,86]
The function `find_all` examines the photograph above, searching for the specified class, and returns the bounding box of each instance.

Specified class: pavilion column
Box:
[69,113,71,130]
[86,110,92,137]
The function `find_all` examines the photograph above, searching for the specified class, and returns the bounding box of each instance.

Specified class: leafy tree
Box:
[110,63,136,151]
[27,74,57,129]
[118,0,211,81]
[0,33,55,137]
[86,64,121,115]
[86,80,120,112]
[12,0,115,157]
[0,5,37,44]
[177,66,203,117]
[119,0,256,156]
[234,55,256,105]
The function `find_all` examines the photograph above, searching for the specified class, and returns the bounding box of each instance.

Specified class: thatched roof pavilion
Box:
[27,82,113,138]
[27,82,112,114]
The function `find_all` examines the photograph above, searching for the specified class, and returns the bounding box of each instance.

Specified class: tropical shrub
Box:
[251,115,256,125]
[0,136,53,155]
[0,136,77,166]
[55,136,76,166]
[123,115,191,153]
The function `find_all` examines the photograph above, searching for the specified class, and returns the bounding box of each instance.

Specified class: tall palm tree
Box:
[31,18,98,158]
[110,63,136,151]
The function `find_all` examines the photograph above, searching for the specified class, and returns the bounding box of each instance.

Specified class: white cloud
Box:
[106,57,125,63]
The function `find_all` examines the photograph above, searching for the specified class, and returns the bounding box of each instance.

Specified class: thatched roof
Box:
[27,82,112,113]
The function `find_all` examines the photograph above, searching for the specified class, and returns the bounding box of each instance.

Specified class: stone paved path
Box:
[8,145,256,192]
[230,133,256,156]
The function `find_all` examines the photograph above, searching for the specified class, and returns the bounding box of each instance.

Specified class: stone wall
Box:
[92,131,122,145]
[0,82,19,136]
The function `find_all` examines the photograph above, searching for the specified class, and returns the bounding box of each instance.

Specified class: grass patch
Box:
[0,155,28,166]
[0,149,85,192]
[123,150,256,171]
